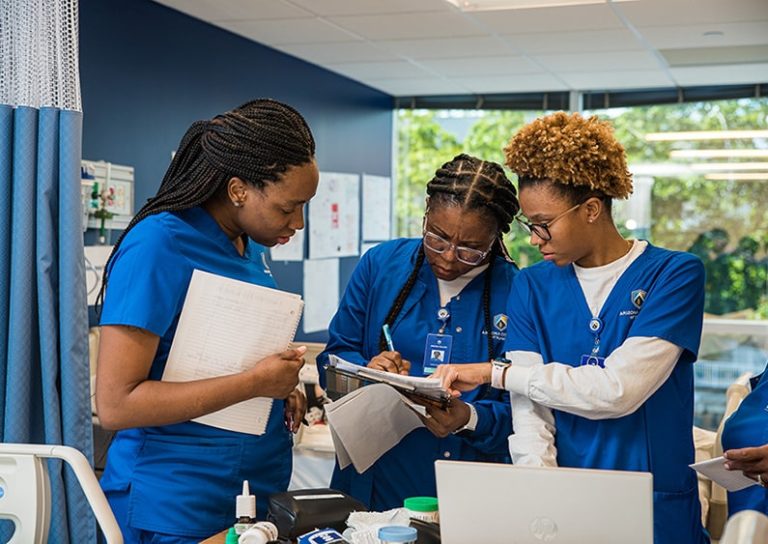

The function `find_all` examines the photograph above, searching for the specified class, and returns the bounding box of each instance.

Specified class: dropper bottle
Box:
[234,480,257,535]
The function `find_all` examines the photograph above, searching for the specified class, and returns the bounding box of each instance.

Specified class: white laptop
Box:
[435,460,653,544]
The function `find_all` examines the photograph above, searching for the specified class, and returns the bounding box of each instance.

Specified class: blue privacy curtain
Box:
[0,87,95,544]
[0,0,94,540]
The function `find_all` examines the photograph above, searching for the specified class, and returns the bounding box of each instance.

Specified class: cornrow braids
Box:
[426,153,519,234]
[379,154,519,361]
[96,98,315,312]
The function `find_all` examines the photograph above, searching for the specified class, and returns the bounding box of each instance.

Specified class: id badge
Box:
[423,333,453,375]
[580,354,606,368]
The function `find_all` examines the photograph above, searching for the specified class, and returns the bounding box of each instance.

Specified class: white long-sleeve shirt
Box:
[504,241,684,466]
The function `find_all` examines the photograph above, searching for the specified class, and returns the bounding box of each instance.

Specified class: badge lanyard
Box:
[423,306,454,374]
[580,316,606,368]
[437,307,450,333]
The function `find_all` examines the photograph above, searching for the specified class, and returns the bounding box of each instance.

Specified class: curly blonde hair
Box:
[503,111,633,199]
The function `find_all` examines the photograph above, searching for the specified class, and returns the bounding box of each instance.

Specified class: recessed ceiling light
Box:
[444,0,636,11]
[704,172,768,181]
[670,149,768,158]
[646,129,768,141]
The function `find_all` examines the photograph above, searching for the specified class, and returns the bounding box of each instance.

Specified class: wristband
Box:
[491,358,511,389]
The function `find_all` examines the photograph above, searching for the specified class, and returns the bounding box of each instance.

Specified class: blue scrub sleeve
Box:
[502,271,539,353]
[627,253,705,362]
[317,250,374,388]
[463,393,513,455]
[100,221,190,337]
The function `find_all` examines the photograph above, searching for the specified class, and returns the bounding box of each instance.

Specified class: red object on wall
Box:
[331,203,339,228]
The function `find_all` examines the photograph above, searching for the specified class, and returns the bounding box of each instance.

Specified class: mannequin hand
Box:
[284,388,307,433]
[251,346,305,398]
[415,398,471,438]
[432,363,492,397]
[724,444,768,486]
[368,351,411,375]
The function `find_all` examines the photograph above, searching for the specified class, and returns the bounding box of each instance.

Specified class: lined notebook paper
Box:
[162,269,303,435]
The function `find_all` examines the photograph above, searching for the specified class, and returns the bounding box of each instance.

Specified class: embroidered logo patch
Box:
[493,313,509,332]
[631,289,647,309]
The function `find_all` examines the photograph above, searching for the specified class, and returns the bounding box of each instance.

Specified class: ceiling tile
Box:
[505,28,644,54]
[418,56,541,76]
[469,3,623,33]
[366,77,471,96]
[378,37,506,60]
[638,21,768,50]
[533,50,661,72]
[560,69,676,90]
[454,73,570,94]
[617,0,768,27]
[218,18,358,45]
[325,61,435,80]
[155,0,311,21]
[669,62,768,86]
[326,11,483,40]
[276,41,399,63]
[286,0,450,16]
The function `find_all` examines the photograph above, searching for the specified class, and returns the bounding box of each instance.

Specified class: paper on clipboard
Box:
[162,269,303,435]
[690,456,759,491]
[327,354,450,407]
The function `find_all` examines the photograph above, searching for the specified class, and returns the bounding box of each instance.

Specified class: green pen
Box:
[382,323,395,351]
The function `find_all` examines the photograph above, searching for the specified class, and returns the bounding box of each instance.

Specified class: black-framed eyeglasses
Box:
[422,228,495,266]
[515,202,582,241]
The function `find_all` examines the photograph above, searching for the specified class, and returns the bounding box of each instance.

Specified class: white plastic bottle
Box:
[238,521,279,544]
[234,480,257,534]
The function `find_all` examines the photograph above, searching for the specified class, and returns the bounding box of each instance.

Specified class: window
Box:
[396,97,768,430]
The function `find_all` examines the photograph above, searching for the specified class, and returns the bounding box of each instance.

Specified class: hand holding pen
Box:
[366,324,411,375]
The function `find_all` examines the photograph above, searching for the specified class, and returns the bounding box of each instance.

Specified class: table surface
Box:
[199,529,227,544]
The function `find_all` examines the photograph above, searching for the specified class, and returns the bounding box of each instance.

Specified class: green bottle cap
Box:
[225,527,239,544]
[403,496,438,512]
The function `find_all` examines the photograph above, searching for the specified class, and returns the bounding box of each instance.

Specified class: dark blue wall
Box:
[80,0,394,341]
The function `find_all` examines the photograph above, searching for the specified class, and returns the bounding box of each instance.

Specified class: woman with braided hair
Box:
[95,99,319,543]
[435,112,708,543]
[317,153,520,510]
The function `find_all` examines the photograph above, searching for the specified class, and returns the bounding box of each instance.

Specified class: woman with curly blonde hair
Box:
[436,112,708,544]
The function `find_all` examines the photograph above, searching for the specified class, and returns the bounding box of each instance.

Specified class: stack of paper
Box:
[162,269,303,435]
[325,384,426,474]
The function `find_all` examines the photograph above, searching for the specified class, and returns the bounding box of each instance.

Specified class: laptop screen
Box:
[435,460,653,544]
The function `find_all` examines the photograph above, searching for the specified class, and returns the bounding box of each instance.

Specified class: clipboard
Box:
[324,362,452,410]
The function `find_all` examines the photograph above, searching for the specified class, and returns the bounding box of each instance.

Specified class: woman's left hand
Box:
[724,444,768,486]
[414,398,471,438]
[284,388,307,433]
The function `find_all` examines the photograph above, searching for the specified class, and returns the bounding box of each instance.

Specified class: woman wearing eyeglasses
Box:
[317,154,520,510]
[434,113,708,544]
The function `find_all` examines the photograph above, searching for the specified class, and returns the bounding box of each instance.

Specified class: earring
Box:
[233,201,243,208]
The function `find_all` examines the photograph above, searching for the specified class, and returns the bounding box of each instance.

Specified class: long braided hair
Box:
[378,154,520,360]
[96,99,316,311]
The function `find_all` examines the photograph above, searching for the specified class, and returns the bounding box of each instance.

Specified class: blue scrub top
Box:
[317,238,516,511]
[722,363,768,516]
[503,244,708,544]
[99,207,293,538]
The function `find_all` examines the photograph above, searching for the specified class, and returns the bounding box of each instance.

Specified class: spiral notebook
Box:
[162,269,303,435]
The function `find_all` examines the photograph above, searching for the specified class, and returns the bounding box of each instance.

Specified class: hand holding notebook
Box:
[162,269,304,435]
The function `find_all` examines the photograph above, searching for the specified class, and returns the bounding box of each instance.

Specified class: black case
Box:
[267,488,367,538]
